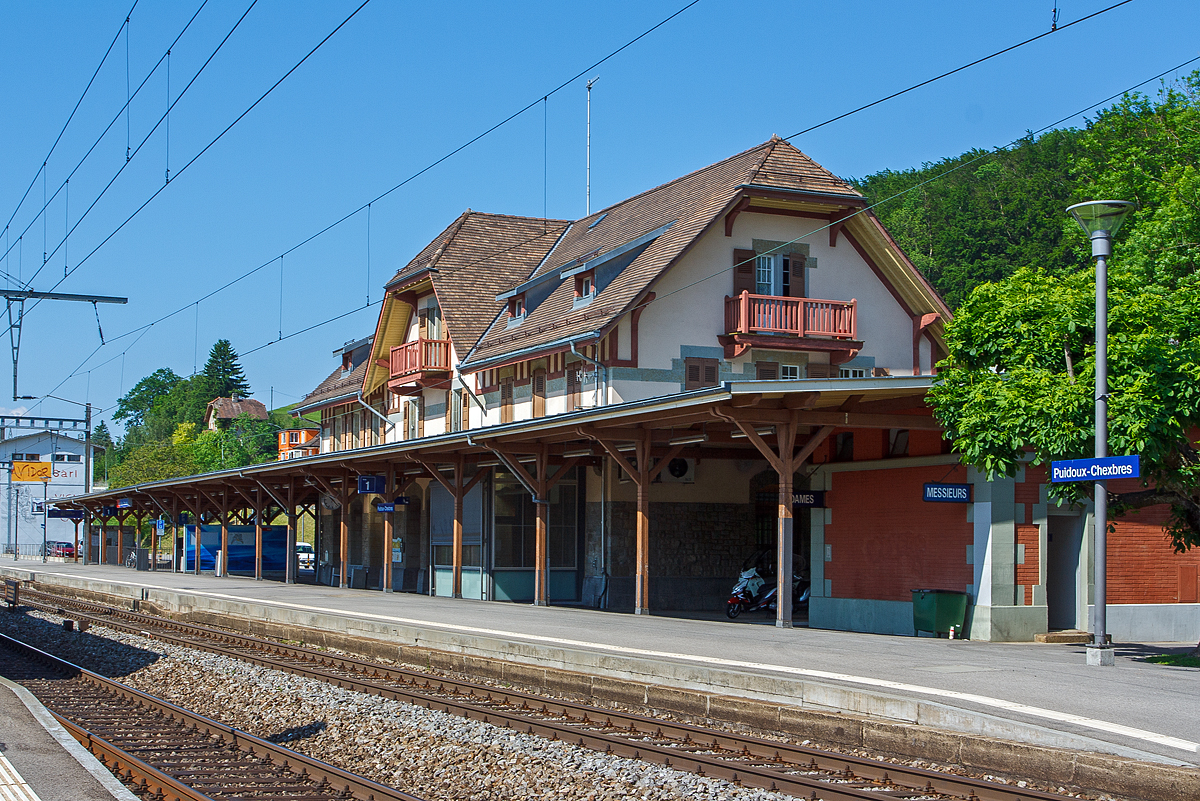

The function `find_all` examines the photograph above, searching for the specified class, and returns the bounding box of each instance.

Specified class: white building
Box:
[1,431,90,555]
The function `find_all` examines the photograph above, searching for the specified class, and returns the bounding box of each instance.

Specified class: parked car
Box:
[296,542,315,569]
[44,541,75,558]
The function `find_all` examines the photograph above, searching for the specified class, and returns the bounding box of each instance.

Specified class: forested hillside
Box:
[926,72,1200,553]
[854,129,1089,308]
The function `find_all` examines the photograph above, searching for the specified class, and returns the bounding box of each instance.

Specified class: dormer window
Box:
[506,295,526,328]
[573,271,596,309]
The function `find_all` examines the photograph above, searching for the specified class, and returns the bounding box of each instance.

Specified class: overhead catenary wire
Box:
[26,1,1154,414]
[21,0,261,290]
[1,1,137,236]
[19,0,705,391]
[0,0,212,270]
[784,0,1136,141]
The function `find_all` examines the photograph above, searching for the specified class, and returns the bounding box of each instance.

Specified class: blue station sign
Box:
[1051,455,1140,483]
[358,475,386,495]
[792,491,826,508]
[117,498,133,509]
[376,503,395,513]
[924,483,972,503]
[47,508,85,520]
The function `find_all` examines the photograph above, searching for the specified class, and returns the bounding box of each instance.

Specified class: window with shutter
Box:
[461,388,470,430]
[500,378,514,423]
[756,361,778,381]
[565,367,580,412]
[532,370,546,418]
[418,308,429,339]
[445,389,454,432]
[806,363,838,379]
[684,357,720,390]
[790,252,806,297]
[780,364,800,380]
[732,249,756,295]
[417,395,426,438]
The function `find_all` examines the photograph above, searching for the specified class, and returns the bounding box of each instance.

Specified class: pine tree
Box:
[201,339,251,399]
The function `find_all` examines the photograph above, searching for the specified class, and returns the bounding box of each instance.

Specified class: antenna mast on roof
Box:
[586,76,599,216]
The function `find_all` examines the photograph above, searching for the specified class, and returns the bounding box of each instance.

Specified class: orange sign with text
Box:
[12,461,51,482]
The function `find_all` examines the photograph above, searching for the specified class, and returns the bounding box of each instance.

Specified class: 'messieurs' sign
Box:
[1051,455,1140,483]
[923,483,971,503]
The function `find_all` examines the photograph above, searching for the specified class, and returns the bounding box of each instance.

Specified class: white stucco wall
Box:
[635,214,917,382]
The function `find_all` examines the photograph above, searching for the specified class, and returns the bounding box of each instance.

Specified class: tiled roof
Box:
[296,359,367,411]
[424,212,570,354]
[463,139,839,365]
[743,139,863,196]
[206,397,269,421]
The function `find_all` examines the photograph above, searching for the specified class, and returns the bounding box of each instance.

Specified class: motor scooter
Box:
[725,549,810,619]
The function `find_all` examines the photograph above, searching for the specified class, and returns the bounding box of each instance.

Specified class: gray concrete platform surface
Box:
[4,561,1199,770]
[0,674,138,801]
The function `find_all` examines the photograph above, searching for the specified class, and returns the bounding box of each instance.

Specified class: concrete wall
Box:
[1091,603,1200,642]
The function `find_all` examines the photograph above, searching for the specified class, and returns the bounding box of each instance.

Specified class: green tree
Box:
[112,368,182,427]
[202,339,251,399]
[854,128,1087,308]
[930,74,1200,554]
[107,442,199,489]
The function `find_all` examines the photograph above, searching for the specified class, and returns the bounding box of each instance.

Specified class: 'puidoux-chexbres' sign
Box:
[1050,455,1140,483]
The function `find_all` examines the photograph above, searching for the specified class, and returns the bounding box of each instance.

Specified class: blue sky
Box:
[1,0,1196,432]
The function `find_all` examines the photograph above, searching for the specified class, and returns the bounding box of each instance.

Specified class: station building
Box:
[69,139,1200,642]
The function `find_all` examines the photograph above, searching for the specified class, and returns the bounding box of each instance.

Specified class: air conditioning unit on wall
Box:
[659,457,695,484]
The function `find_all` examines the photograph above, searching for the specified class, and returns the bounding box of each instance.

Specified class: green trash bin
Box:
[912,589,968,637]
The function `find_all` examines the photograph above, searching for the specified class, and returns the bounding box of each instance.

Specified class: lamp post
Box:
[1067,200,1135,666]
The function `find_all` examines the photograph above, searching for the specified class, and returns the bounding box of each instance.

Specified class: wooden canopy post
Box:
[489,445,583,607]
[72,519,81,563]
[715,407,834,627]
[341,471,351,588]
[253,486,264,581]
[416,456,490,600]
[383,463,395,593]
[286,480,297,585]
[583,428,685,616]
[115,510,126,567]
[170,496,179,573]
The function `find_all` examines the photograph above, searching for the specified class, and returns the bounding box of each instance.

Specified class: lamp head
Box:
[1067,200,1135,258]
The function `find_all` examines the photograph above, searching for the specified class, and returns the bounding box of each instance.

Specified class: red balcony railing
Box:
[724,291,857,339]
[390,338,452,378]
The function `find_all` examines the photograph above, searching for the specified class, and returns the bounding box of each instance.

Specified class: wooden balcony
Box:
[720,291,861,360]
[389,338,452,387]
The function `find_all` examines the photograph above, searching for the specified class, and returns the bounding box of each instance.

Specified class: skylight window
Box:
[587,213,607,229]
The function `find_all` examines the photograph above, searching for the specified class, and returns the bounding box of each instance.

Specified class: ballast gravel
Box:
[1,610,795,801]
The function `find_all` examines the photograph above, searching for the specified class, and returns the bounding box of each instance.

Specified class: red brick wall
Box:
[824,464,973,602]
[1016,524,1040,604]
[1105,500,1200,604]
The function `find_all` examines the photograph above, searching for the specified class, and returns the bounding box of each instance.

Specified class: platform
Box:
[4,560,1199,773]
[0,674,138,801]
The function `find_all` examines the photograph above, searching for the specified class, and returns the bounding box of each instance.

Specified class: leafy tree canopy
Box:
[112,368,182,427]
[930,73,1200,552]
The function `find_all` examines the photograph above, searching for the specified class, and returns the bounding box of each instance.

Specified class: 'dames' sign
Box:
[1051,455,1140,483]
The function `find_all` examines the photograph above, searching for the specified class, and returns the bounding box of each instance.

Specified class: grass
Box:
[1146,653,1200,668]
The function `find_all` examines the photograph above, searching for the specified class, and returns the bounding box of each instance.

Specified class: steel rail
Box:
[25,588,1073,801]
[0,630,425,801]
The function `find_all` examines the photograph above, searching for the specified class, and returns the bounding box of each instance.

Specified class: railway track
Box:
[0,630,423,801]
[18,587,1078,801]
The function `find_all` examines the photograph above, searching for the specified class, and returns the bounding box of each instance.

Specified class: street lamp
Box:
[1067,200,1135,666]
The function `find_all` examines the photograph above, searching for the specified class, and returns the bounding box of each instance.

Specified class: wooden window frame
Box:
[500,377,515,424]
[532,369,547,418]
[684,357,720,390]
